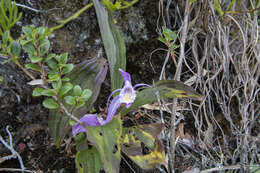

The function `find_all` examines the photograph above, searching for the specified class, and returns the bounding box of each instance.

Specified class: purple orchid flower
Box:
[72,68,150,136]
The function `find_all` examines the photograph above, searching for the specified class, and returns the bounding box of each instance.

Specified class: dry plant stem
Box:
[0,126,25,172]
[53,95,81,123]
[169,0,190,172]
[15,62,36,80]
[0,168,35,173]
[15,3,42,13]
[200,164,258,173]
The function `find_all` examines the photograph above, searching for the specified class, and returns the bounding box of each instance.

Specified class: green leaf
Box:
[64,95,76,105]
[48,110,70,147]
[25,63,41,72]
[73,85,82,96]
[43,98,59,109]
[59,53,68,64]
[45,53,55,62]
[52,80,62,90]
[93,0,126,91]
[162,26,178,41]
[2,30,9,44]
[61,64,74,74]
[61,77,70,82]
[76,99,85,109]
[128,140,166,170]
[214,0,224,17]
[29,56,42,63]
[158,36,166,44]
[37,27,45,36]
[10,41,21,56]
[82,89,92,101]
[86,118,122,173]
[121,80,201,116]
[48,73,60,81]
[23,43,35,55]
[40,38,50,56]
[22,26,32,37]
[41,89,57,96]
[76,147,103,173]
[59,82,73,96]
[47,59,58,69]
[32,87,44,96]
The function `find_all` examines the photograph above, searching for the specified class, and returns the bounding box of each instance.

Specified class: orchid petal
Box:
[103,95,121,125]
[119,68,131,83]
[134,83,151,89]
[106,88,121,108]
[72,114,103,136]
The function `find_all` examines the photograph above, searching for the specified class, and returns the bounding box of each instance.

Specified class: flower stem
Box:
[50,3,94,31]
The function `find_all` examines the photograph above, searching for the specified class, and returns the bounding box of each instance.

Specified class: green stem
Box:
[50,3,94,31]
[119,0,138,10]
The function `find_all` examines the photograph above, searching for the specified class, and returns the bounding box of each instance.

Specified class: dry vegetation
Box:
[156,0,259,172]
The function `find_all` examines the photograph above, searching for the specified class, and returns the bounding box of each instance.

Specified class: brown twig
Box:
[169,0,191,172]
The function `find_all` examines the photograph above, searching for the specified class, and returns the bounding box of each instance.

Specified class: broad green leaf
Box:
[32,87,44,96]
[52,80,62,90]
[73,85,82,96]
[10,41,21,56]
[25,63,41,72]
[121,80,201,116]
[23,43,35,55]
[49,58,107,148]
[82,89,92,101]
[162,26,178,41]
[128,140,166,170]
[43,98,59,109]
[61,64,74,74]
[47,59,58,69]
[59,82,73,97]
[86,118,122,173]
[76,147,103,173]
[40,38,50,56]
[29,56,42,63]
[22,26,32,37]
[45,53,55,62]
[93,0,126,91]
[59,53,68,64]
[2,30,9,44]
[64,96,76,105]
[37,27,45,36]
[48,73,60,81]
[158,36,166,44]
[62,77,70,82]
[41,89,57,96]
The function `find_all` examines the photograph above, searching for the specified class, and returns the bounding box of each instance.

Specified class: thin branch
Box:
[169,0,190,172]
[0,126,25,172]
